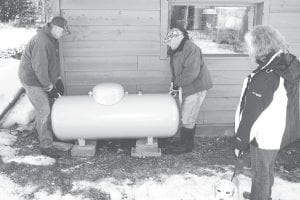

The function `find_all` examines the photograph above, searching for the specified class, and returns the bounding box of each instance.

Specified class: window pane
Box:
[170,5,253,54]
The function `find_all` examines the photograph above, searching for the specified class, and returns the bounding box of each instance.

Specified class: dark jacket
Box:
[18,24,61,89]
[235,52,300,151]
[170,40,212,96]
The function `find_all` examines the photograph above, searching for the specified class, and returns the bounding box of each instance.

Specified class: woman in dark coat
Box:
[233,25,300,200]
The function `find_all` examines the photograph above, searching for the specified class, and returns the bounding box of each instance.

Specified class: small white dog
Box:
[212,174,239,200]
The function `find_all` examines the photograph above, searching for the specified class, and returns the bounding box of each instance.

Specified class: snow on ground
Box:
[1,128,300,200]
[72,173,300,200]
[0,24,36,51]
[0,58,35,128]
[0,173,37,200]
[0,172,86,200]
[0,24,36,128]
[5,155,56,166]
[0,131,55,165]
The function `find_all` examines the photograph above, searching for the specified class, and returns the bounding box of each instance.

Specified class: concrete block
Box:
[71,140,97,157]
[131,138,161,158]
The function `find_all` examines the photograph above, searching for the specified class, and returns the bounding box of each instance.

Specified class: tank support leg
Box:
[78,138,85,146]
[131,136,161,158]
[147,136,153,145]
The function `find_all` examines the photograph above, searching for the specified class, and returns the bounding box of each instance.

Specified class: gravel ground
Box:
[1,128,299,199]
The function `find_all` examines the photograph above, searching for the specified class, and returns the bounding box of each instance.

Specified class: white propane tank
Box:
[51,88,179,141]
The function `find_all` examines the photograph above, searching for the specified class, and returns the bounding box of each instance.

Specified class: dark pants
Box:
[250,144,278,200]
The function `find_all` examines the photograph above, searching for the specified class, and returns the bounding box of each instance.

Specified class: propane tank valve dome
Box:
[92,83,124,105]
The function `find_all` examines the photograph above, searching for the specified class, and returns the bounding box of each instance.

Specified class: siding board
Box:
[64,64,137,71]
[205,57,253,71]
[270,0,300,12]
[66,71,171,85]
[277,28,300,43]
[137,84,170,93]
[138,56,170,71]
[135,84,244,97]
[63,41,160,56]
[66,84,137,95]
[202,110,235,124]
[61,0,160,10]
[269,13,300,29]
[63,26,160,42]
[289,44,300,58]
[64,56,137,71]
[211,71,249,84]
[62,10,160,26]
[202,97,239,111]
[208,85,242,97]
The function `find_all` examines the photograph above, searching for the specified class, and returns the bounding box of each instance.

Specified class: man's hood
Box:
[269,53,300,84]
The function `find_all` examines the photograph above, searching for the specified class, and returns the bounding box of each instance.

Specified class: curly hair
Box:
[245,25,288,62]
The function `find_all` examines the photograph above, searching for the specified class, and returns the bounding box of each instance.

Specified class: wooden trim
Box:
[45,0,60,21]
[168,0,268,4]
[261,0,270,25]
[62,10,160,26]
[270,0,300,13]
[56,0,67,94]
[60,0,160,10]
[160,0,169,59]
[47,0,67,93]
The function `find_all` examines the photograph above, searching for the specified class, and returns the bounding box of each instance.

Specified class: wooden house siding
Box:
[58,0,300,127]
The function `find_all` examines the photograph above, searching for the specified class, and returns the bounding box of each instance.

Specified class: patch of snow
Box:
[0,58,35,128]
[72,172,300,200]
[0,25,36,51]
[33,191,88,200]
[0,173,37,200]
[0,131,55,166]
[1,94,35,128]
[0,131,18,160]
[0,130,17,145]
[0,173,87,200]
[4,155,56,166]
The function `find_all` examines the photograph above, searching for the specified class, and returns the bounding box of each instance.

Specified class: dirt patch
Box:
[1,129,299,199]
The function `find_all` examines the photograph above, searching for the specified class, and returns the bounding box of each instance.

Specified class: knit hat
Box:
[164,28,183,43]
[50,16,70,34]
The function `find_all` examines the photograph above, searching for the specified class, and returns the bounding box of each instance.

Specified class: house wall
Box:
[58,0,300,128]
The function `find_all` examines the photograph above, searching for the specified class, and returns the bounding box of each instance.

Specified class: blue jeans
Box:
[250,144,278,200]
[22,84,53,148]
[181,90,206,129]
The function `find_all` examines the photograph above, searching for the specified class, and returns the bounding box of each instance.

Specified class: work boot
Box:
[40,146,70,158]
[166,126,196,154]
[243,192,272,200]
[158,127,183,148]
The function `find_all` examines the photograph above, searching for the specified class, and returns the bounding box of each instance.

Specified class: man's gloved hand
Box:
[55,79,64,95]
[169,82,180,97]
[46,87,60,99]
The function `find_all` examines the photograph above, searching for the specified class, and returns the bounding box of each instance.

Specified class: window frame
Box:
[160,0,270,59]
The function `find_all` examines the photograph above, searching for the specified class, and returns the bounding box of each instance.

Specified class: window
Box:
[161,0,269,58]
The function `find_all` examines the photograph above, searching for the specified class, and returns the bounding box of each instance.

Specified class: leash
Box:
[231,151,243,182]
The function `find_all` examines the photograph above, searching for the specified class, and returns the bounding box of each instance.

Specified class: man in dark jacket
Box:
[18,16,70,158]
[233,25,300,200]
[163,27,213,154]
